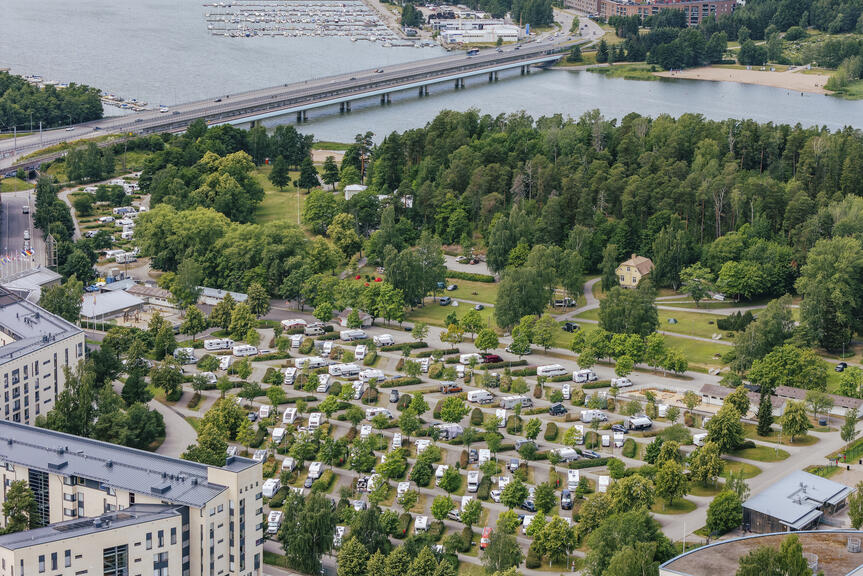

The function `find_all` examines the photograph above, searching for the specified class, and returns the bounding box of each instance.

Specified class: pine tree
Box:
[296,156,319,192]
[757,393,774,437]
[322,156,340,190]
[269,155,291,190]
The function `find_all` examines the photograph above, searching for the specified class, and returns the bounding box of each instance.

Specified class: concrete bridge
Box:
[0,40,569,172]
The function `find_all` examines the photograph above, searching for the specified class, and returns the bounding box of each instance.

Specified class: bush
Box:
[361,388,378,404]
[446,270,495,282]
[429,363,444,379]
[317,332,341,341]
[511,367,538,377]
[481,359,528,370]
[568,457,610,470]
[311,469,335,492]
[380,377,422,388]
[381,341,428,352]
[572,388,586,406]
[549,374,571,382]
[525,544,541,569]
[506,415,522,434]
[268,486,289,508]
[396,513,412,539]
[684,413,695,427]
[460,450,469,468]
[397,395,411,411]
[533,384,542,398]
[429,519,445,542]
[460,526,474,551]
[254,351,292,362]
[607,458,625,479]
[470,407,484,426]
[738,440,756,450]
[363,351,378,366]
[299,339,314,354]
[716,310,754,331]
[659,423,693,444]
[622,438,637,458]
[433,400,442,419]
[785,25,807,41]
[477,476,491,500]
[584,380,611,389]
[544,422,558,441]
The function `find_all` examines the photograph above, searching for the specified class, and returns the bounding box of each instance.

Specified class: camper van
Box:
[567,469,580,491]
[537,364,568,378]
[204,338,234,351]
[495,409,507,428]
[556,448,580,463]
[340,329,367,342]
[308,462,323,479]
[467,471,480,493]
[283,367,297,386]
[355,345,367,360]
[352,381,365,400]
[581,410,607,423]
[627,415,653,431]
[365,407,392,420]
[499,396,533,410]
[467,390,494,404]
[573,369,598,383]
[283,408,297,425]
[329,363,361,378]
[259,405,271,419]
[281,457,296,473]
[316,374,331,393]
[173,347,196,365]
[262,478,281,498]
[267,510,283,534]
[460,353,482,365]
[304,325,325,336]
[308,412,322,430]
[232,345,258,357]
[373,334,394,346]
[415,516,428,533]
[272,427,287,444]
[359,369,385,385]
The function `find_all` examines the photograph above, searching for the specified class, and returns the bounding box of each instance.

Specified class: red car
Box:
[482,354,503,364]
[480,527,492,549]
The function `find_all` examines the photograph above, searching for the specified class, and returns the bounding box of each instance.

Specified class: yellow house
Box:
[616,254,654,288]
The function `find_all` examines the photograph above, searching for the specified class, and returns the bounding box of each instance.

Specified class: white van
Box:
[467,390,494,404]
[355,345,367,360]
[567,469,580,491]
[204,338,234,351]
[283,367,297,386]
[373,334,394,346]
[460,353,482,365]
[308,462,323,479]
[283,408,297,425]
[304,325,325,336]
[611,377,633,388]
[173,347,196,365]
[232,345,258,357]
[267,510,283,534]
[537,364,568,378]
[573,369,598,383]
[262,478,281,498]
[467,471,480,493]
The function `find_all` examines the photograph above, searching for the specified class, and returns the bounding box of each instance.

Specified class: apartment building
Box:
[564,0,735,25]
[0,289,85,425]
[0,421,263,576]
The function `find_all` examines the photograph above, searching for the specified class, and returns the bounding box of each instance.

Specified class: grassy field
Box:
[443,279,499,304]
[658,309,730,340]
[651,498,697,514]
[406,302,497,331]
[589,63,660,81]
[742,423,819,447]
[688,481,724,497]
[721,459,761,479]
[831,78,863,100]
[313,141,352,150]
[252,165,305,224]
[0,177,30,193]
[662,335,727,368]
[728,445,790,462]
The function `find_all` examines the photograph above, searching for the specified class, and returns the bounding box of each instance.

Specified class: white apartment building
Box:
[0,289,85,425]
[0,421,263,576]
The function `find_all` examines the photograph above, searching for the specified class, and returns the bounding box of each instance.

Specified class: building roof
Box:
[197,286,248,303]
[743,470,854,530]
[337,308,371,321]
[699,383,788,411]
[80,291,143,319]
[100,278,137,292]
[0,505,180,550]
[774,385,863,410]
[127,283,172,300]
[618,254,654,275]
[660,530,863,576]
[0,267,62,303]
[0,420,257,508]
[0,289,82,367]
[344,184,368,192]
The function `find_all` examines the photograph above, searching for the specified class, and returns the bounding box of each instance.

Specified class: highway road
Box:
[0,189,44,275]
[0,39,572,171]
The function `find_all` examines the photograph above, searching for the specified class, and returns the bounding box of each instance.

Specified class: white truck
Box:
[537,364,568,377]
[267,510,283,534]
[467,390,494,404]
[262,478,281,498]
[204,338,234,351]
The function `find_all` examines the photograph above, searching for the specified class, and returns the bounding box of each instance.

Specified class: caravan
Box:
[283,367,297,386]
[262,478,281,498]
[467,471,480,493]
[308,412,322,431]
[329,363,361,378]
[272,427,287,444]
[359,369,385,385]
[467,390,494,404]
[355,345,367,360]
[232,345,258,357]
[499,396,533,410]
[373,334,394,346]
[316,374,332,393]
[173,347,196,365]
[308,462,323,479]
[495,409,507,428]
[282,408,297,425]
[573,369,598,383]
[204,338,234,351]
[340,329,367,342]
[267,511,283,534]
[567,469,580,491]
[536,364,568,378]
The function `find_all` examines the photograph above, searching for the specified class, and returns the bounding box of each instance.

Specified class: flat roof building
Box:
[80,290,144,321]
[0,420,263,576]
[197,286,248,306]
[0,289,85,425]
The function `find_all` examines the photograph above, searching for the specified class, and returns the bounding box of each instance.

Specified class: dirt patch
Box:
[311,149,344,163]
[656,66,832,95]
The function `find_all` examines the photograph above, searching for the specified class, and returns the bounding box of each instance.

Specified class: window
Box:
[38,555,45,573]
[103,545,128,576]
[51,552,57,570]
[146,532,153,550]
[65,549,71,567]
[158,530,164,547]
[171,527,177,545]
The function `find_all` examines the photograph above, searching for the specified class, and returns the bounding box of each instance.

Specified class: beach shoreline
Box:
[655,66,832,95]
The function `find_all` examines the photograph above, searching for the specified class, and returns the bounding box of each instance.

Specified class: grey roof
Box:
[774,385,863,410]
[0,504,180,550]
[744,470,854,529]
[100,278,137,292]
[0,289,82,367]
[126,284,172,299]
[0,420,257,508]
[197,286,247,302]
[0,267,62,291]
[80,290,143,319]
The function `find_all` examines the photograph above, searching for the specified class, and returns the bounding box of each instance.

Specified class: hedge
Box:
[311,469,335,493]
[429,520,445,542]
[510,367,537,377]
[363,351,378,366]
[622,438,637,459]
[460,526,474,552]
[481,360,528,370]
[544,422,558,442]
[395,513,412,539]
[470,408,484,426]
[380,377,422,388]
[317,332,341,341]
[267,486,289,508]
[584,380,612,389]
[253,352,292,362]
[477,476,491,500]
[381,342,428,352]
[549,374,571,382]
[447,271,496,283]
[397,395,412,411]
[568,457,611,470]
[416,348,459,358]
[283,395,317,404]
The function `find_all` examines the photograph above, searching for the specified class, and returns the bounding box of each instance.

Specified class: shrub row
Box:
[549,374,571,382]
[253,352,292,362]
[311,469,335,492]
[544,422,558,441]
[481,359,528,370]
[380,377,423,388]
[622,438,638,458]
[381,341,428,352]
[363,351,378,366]
[446,270,496,283]
[583,380,612,389]
[510,367,538,377]
[568,457,611,470]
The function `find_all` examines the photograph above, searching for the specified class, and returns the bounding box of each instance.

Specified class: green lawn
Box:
[313,141,352,151]
[443,279,499,305]
[663,335,727,368]
[252,165,305,224]
[805,464,842,478]
[651,497,697,514]
[0,177,30,192]
[721,459,761,479]
[688,482,724,497]
[728,445,790,462]
[742,423,819,447]
[658,309,731,340]
[589,63,659,81]
[406,302,497,331]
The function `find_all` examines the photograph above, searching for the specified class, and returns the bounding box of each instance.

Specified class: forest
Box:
[0,72,103,131]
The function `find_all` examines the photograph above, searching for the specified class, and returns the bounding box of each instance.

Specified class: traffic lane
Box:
[0,191,33,255]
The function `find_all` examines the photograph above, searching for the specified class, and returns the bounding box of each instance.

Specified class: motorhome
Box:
[232,344,258,357]
[115,252,137,264]
[435,423,463,440]
[415,516,428,533]
[173,347,196,365]
[500,396,533,410]
[219,355,232,371]
[580,410,607,423]
[352,381,365,400]
[435,465,449,485]
[340,329,367,341]
[498,476,511,491]
[373,334,394,346]
[295,356,328,370]
[573,369,598,383]
[272,427,287,444]
[657,404,669,418]
[627,415,653,431]
[567,469,580,491]
[365,407,392,420]
[259,405,271,419]
[415,439,431,454]
[281,319,307,330]
[262,478,281,498]
[397,481,410,498]
[267,511,283,534]
[418,358,430,373]
[392,433,402,449]
[204,338,234,351]
[611,377,633,388]
[289,334,303,349]
[281,457,296,473]
[614,432,624,448]
[601,434,611,447]
[478,448,491,464]
[460,353,482,365]
[537,364,568,377]
[304,325,325,336]
[308,412,322,430]
[467,390,494,404]
[308,461,323,479]
[562,383,571,400]
[359,369,385,385]
[598,476,610,493]
[467,471,480,493]
[253,450,267,463]
[283,367,297,386]
[360,424,372,439]
[556,448,580,463]
[495,409,507,428]
[316,374,331,393]
[329,363,361,378]
[355,345,367,360]
[455,364,465,379]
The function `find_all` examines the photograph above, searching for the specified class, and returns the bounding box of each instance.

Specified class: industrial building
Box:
[0,420,263,576]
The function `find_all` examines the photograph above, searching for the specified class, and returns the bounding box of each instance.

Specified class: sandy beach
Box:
[656,66,832,95]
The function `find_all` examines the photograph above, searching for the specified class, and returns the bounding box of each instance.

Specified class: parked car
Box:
[561,490,573,510]
[247,412,258,422]
[836,362,848,372]
[520,500,536,512]
[440,296,452,306]
[562,322,580,333]
[508,458,520,472]
[474,304,484,311]
[549,403,568,416]
[446,284,458,291]
[490,490,502,503]
[389,390,400,403]
[505,345,531,355]
[469,449,478,463]
[611,424,628,434]
[482,354,503,364]
[304,476,314,488]
[581,450,601,459]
